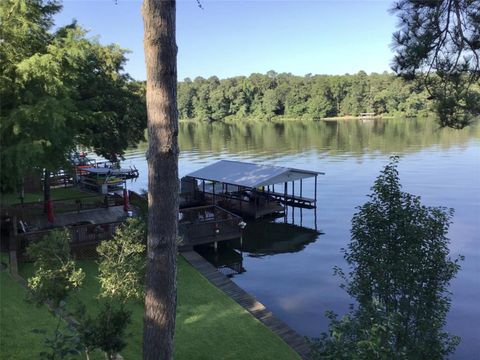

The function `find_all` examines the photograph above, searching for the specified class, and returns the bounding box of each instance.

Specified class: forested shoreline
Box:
[177,71,434,122]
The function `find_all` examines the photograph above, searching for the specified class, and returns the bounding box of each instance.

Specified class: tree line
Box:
[176,71,435,121]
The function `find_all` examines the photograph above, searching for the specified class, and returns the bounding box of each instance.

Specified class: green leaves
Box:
[27,229,85,306]
[74,300,132,360]
[97,217,146,302]
[34,319,83,360]
[176,72,444,122]
[0,0,146,192]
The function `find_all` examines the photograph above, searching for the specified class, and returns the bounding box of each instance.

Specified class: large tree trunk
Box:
[142,1,179,359]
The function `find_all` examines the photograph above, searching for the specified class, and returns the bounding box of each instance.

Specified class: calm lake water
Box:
[123,118,480,359]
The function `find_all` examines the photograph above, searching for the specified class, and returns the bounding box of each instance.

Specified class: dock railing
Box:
[178,205,243,247]
[15,220,123,260]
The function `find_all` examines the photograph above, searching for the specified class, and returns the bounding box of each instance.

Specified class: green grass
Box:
[1,187,98,206]
[0,270,73,359]
[12,257,300,360]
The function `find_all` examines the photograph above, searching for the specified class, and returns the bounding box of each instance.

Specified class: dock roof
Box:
[186,160,324,188]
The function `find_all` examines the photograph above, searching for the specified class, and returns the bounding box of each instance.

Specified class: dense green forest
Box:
[177,71,434,121]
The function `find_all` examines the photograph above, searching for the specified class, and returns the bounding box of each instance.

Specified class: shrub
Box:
[27,229,84,306]
[97,217,146,302]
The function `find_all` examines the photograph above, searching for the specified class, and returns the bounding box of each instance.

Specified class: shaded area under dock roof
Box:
[186,160,324,188]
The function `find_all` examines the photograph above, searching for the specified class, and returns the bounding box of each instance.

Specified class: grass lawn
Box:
[1,187,101,206]
[11,256,300,360]
[0,265,73,359]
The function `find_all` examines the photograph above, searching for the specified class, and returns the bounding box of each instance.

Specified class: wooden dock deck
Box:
[215,197,285,219]
[182,251,311,359]
[178,205,243,249]
[268,192,316,208]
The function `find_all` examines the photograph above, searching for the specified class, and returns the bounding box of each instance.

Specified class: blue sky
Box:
[56,0,398,80]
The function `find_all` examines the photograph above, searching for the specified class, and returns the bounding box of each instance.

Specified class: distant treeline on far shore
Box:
[174,71,435,122]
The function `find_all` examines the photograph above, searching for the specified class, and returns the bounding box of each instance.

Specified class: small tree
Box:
[27,229,84,306]
[311,156,463,359]
[97,217,146,302]
[34,319,83,360]
[73,218,145,359]
[75,300,131,360]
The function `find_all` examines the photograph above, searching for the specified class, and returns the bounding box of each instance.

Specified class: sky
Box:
[55,0,399,80]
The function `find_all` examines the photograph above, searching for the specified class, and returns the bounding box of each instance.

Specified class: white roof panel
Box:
[186,160,324,188]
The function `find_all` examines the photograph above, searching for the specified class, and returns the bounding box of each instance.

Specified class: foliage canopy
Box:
[97,217,147,302]
[0,0,146,192]
[75,300,131,360]
[177,72,436,122]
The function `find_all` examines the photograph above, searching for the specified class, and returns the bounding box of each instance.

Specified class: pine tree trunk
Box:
[142,1,179,359]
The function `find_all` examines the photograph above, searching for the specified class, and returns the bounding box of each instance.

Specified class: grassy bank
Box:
[7,256,300,360]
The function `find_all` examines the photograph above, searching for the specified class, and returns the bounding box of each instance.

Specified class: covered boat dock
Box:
[183,160,324,219]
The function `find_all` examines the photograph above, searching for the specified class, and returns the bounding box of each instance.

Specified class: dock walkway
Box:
[182,251,310,359]
[268,192,316,208]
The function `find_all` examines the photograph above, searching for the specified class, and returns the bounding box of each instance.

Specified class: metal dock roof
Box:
[186,160,324,188]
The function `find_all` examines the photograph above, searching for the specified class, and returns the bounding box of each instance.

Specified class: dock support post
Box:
[300,179,303,198]
[214,241,218,252]
[291,181,295,223]
[239,186,242,212]
[212,181,216,205]
[314,174,318,229]
[284,182,288,221]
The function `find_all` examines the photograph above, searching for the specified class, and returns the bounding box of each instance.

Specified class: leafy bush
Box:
[97,217,146,302]
[75,300,131,360]
[34,319,83,360]
[27,229,84,306]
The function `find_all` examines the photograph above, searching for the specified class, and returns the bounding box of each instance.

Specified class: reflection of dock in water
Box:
[197,220,322,278]
[237,220,321,256]
[195,244,245,277]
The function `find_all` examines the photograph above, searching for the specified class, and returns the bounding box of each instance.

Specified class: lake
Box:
[123,118,480,359]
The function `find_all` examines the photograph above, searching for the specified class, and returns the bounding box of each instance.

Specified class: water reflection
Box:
[197,218,321,275]
[238,220,321,258]
[195,245,245,277]
[178,118,479,158]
